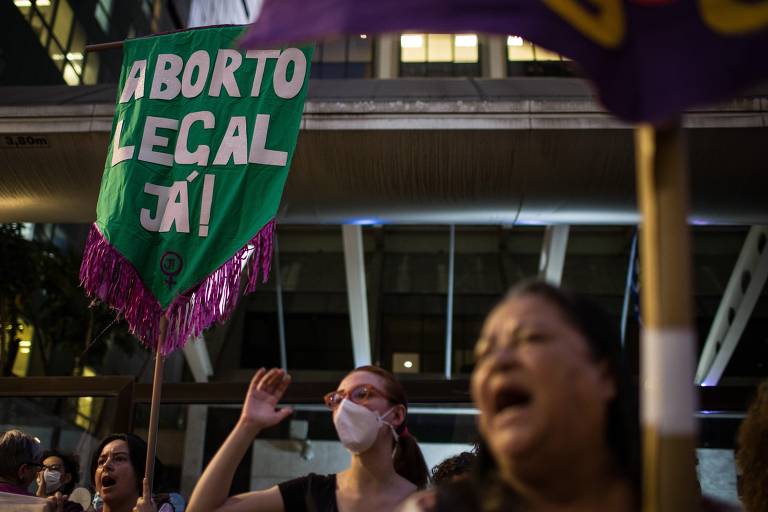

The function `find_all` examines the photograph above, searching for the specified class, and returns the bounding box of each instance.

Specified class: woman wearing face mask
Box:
[36,450,84,511]
[188,365,429,512]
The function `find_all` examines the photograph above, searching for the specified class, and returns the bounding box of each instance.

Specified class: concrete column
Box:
[483,35,507,78]
[180,404,208,498]
[538,225,570,285]
[375,34,399,78]
[342,225,373,367]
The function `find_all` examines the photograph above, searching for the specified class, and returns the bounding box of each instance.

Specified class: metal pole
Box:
[444,225,455,379]
[620,230,638,347]
[635,122,697,512]
[342,225,372,367]
[144,316,167,496]
[275,236,288,371]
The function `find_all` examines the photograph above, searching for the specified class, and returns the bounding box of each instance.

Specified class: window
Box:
[13,0,97,85]
[400,33,481,77]
[95,0,113,33]
[506,35,576,77]
[311,36,373,79]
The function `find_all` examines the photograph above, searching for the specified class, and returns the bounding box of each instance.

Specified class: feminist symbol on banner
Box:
[160,251,183,289]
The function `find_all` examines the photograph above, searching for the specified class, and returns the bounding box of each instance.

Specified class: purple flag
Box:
[242,0,768,123]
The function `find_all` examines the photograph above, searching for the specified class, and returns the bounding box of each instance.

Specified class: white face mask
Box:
[333,398,398,454]
[43,469,62,493]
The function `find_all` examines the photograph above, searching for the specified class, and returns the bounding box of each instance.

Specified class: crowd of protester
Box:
[1,280,765,511]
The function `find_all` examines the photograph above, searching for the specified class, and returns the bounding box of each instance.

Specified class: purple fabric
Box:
[79,221,275,355]
[0,482,31,495]
[242,0,768,122]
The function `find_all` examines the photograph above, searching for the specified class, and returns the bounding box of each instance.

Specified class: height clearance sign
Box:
[80,26,313,354]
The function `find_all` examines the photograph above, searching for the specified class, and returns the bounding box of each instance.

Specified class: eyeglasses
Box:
[323,384,396,410]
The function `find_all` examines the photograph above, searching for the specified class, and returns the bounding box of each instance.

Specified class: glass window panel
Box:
[453,34,478,63]
[427,34,452,62]
[51,0,74,50]
[29,11,50,47]
[534,45,561,61]
[142,0,151,18]
[95,4,110,33]
[99,0,113,15]
[49,39,66,71]
[400,34,426,62]
[321,39,347,63]
[36,0,55,26]
[62,62,80,85]
[507,36,535,61]
[83,52,99,84]
[69,25,86,63]
[348,36,372,62]
[13,0,32,18]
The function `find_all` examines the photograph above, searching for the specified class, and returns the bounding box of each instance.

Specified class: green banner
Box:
[81,26,313,353]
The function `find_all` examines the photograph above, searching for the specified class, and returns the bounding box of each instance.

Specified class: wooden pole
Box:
[144,316,168,496]
[635,122,698,512]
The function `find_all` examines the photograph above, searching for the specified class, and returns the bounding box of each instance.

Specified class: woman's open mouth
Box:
[101,474,117,490]
[493,385,533,414]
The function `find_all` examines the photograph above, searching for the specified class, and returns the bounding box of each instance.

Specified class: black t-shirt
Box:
[278,473,338,512]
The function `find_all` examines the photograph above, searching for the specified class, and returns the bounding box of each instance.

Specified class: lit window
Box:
[400,33,479,64]
[427,34,452,62]
[534,46,561,61]
[52,0,74,52]
[507,35,564,62]
[400,34,426,62]
[454,34,478,63]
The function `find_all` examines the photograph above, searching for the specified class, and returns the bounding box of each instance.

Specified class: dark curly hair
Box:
[41,449,80,495]
[431,452,476,485]
[736,380,768,512]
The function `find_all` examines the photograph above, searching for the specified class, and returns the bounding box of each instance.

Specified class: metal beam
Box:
[342,225,372,367]
[620,230,639,347]
[538,225,570,285]
[0,377,754,411]
[274,235,288,370]
[445,225,456,379]
[181,335,213,383]
[180,404,208,497]
[696,226,768,386]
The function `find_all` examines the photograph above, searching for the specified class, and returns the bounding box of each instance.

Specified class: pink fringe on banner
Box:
[79,221,275,356]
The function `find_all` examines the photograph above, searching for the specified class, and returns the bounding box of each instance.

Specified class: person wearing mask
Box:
[0,428,68,511]
[402,280,735,512]
[36,449,84,511]
[89,432,181,512]
[188,365,429,512]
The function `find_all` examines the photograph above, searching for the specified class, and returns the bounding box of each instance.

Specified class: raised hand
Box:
[239,368,293,431]
[43,492,67,512]
[133,478,157,512]
[36,470,46,497]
